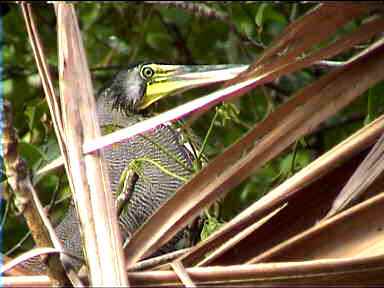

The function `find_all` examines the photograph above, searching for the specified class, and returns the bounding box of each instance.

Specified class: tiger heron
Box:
[23,62,248,272]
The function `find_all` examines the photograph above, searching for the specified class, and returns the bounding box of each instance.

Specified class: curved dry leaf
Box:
[1,276,53,288]
[56,4,127,285]
[1,248,61,275]
[124,38,384,267]
[326,132,384,218]
[127,254,384,286]
[249,191,384,263]
[225,3,375,86]
[197,204,287,266]
[83,7,383,155]
[181,115,384,267]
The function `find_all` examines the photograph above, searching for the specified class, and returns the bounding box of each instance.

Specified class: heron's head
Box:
[98,62,248,114]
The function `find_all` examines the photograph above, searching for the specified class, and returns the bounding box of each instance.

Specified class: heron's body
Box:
[53,109,195,271]
[96,95,196,249]
[21,62,247,272]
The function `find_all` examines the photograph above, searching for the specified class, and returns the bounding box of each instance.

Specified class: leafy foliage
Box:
[1,2,383,258]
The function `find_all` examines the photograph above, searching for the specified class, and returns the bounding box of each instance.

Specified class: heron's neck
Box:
[96,96,147,132]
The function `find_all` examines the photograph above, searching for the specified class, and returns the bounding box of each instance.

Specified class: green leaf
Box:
[36,174,60,198]
[18,142,48,170]
[24,99,48,131]
[364,82,384,125]
[43,135,61,163]
[215,103,241,127]
[158,6,191,26]
[201,213,224,240]
[255,3,268,27]
[279,149,312,178]
[146,33,172,51]
[0,157,6,183]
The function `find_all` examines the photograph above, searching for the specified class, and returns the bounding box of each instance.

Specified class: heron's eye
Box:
[141,66,155,79]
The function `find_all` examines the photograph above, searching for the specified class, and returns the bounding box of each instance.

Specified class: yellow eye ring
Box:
[141,66,155,79]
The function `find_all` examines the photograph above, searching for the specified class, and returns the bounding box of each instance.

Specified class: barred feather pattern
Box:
[20,96,196,272]
[97,97,195,251]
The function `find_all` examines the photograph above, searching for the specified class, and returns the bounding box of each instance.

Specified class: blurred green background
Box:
[1,2,383,254]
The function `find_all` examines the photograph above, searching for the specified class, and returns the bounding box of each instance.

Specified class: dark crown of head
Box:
[97,64,148,114]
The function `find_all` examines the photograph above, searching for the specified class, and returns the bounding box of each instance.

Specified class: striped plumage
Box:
[97,92,196,251]
[18,63,246,272]
[23,67,197,272]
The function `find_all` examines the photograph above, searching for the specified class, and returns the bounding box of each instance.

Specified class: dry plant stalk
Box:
[124,36,384,267]
[227,3,373,86]
[1,255,36,276]
[177,48,384,267]
[4,254,384,287]
[20,3,73,190]
[120,5,383,266]
[326,132,384,217]
[128,248,190,272]
[203,149,371,266]
[2,275,53,288]
[6,2,384,287]
[127,254,384,286]
[2,101,69,286]
[196,204,287,267]
[250,191,384,263]
[83,7,383,155]
[56,3,128,286]
[1,247,62,275]
[19,3,88,286]
[181,86,384,266]
[170,260,196,288]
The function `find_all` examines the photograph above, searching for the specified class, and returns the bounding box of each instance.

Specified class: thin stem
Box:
[5,231,32,256]
[0,195,11,228]
[290,140,299,175]
[198,108,219,162]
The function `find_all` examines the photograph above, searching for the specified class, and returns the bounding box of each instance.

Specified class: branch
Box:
[2,100,69,286]
[147,2,265,48]
[55,3,128,285]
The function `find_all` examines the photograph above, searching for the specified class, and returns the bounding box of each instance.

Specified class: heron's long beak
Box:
[138,64,249,110]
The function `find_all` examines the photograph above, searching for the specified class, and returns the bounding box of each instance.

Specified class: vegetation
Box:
[1,2,384,286]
